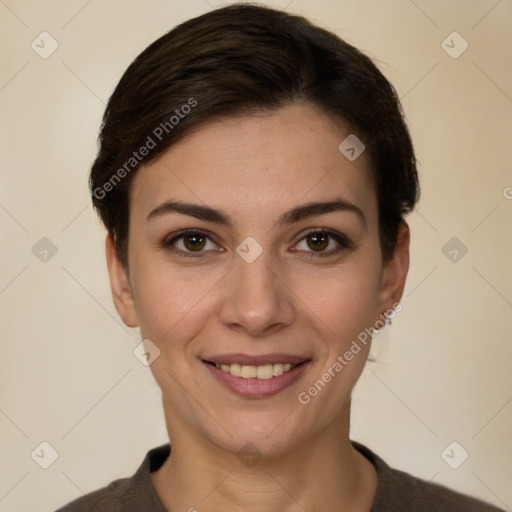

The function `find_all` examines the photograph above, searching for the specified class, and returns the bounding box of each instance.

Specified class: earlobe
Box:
[375,222,410,322]
[105,233,139,328]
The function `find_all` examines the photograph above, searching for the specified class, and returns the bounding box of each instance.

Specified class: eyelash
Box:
[160,228,353,259]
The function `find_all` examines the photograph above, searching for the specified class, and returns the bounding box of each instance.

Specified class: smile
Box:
[203,356,311,398]
[213,362,296,379]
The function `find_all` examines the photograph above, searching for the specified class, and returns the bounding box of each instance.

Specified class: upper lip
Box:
[203,353,310,366]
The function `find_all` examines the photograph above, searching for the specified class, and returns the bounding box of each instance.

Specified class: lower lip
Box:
[203,361,311,398]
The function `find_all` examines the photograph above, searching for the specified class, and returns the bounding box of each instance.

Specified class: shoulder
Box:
[54,477,131,512]
[378,464,505,512]
[351,441,506,512]
[54,443,171,512]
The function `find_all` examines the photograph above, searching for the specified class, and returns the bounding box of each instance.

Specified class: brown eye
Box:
[162,230,220,257]
[293,229,352,258]
[306,232,329,251]
[183,233,207,251]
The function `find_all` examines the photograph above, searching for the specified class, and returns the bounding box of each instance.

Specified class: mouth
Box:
[202,354,311,398]
[204,361,299,379]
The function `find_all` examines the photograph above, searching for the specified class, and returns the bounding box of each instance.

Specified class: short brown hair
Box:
[90,3,420,270]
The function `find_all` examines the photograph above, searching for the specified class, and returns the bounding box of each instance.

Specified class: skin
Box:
[106,103,410,511]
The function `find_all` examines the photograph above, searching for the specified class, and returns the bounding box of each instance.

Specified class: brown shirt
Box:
[55,441,506,511]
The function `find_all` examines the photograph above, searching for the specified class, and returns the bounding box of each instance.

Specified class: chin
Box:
[204,412,312,461]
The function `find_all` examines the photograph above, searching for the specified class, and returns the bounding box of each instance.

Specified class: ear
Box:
[374,222,410,324]
[105,233,139,328]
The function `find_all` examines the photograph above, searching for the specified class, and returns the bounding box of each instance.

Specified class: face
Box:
[107,103,409,459]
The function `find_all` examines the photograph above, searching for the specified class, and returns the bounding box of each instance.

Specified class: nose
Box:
[218,249,296,337]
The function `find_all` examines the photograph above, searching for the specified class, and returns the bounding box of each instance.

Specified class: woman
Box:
[56,4,505,511]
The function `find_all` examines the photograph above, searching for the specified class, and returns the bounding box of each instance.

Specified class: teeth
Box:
[230,363,242,377]
[256,364,274,379]
[273,363,284,377]
[241,365,257,378]
[214,362,298,379]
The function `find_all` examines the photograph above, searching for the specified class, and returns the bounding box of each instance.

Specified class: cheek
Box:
[295,261,381,340]
[130,259,219,347]
[294,267,378,420]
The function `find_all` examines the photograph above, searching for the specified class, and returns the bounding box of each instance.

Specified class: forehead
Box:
[129,104,377,227]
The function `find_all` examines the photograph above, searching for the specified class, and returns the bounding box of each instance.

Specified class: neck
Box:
[151,401,378,512]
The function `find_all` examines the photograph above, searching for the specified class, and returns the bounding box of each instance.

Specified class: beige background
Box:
[1,0,511,511]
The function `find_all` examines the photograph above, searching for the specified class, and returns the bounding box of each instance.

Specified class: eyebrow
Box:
[146,198,367,229]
